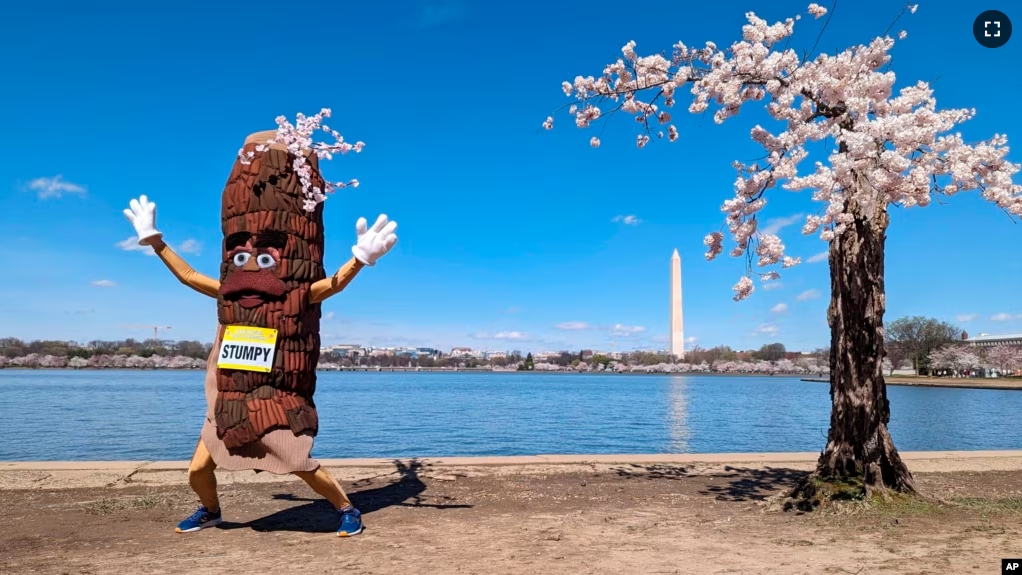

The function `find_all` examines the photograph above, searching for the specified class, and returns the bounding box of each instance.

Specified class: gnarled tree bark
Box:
[787,175,915,510]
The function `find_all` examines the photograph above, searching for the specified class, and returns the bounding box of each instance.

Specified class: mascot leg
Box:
[293,467,364,537]
[175,440,223,533]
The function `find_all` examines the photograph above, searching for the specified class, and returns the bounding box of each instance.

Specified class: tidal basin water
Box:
[0,370,1019,461]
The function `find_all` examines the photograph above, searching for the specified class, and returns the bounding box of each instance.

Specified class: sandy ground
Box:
[808,376,1022,390]
[890,377,1022,390]
[2,454,1021,575]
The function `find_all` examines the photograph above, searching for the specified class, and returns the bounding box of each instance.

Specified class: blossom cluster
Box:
[928,343,1022,372]
[926,345,982,371]
[239,109,364,211]
[0,354,206,369]
[549,3,1022,299]
[526,357,826,374]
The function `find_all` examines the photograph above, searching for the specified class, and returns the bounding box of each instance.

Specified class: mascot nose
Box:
[242,257,260,272]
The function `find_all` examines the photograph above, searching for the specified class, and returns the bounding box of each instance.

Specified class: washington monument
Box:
[670,249,685,359]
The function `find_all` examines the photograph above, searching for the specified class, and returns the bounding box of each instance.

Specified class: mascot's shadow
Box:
[218,459,472,533]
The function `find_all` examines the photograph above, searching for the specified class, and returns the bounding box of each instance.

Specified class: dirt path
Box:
[2,457,1021,575]
[885,376,1022,389]
[801,376,1022,390]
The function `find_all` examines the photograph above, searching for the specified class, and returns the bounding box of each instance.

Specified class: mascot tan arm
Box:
[123,195,220,298]
[124,196,399,303]
[308,214,398,303]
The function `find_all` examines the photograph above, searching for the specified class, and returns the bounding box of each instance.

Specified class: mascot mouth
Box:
[220,270,287,308]
[235,291,270,308]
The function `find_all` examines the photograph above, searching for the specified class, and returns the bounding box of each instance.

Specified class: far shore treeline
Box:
[1,316,1018,377]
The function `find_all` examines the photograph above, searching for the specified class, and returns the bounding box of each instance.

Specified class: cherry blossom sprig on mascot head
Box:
[545,2,1022,301]
[238,109,365,212]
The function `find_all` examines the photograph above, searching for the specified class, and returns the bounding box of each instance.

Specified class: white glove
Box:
[351,214,398,266]
[122,195,163,246]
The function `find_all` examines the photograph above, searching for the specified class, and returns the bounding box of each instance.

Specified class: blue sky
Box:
[1,0,1020,353]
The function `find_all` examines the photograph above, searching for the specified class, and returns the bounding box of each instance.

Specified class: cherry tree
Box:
[983,344,1022,374]
[928,345,980,374]
[775,358,796,372]
[545,3,1022,506]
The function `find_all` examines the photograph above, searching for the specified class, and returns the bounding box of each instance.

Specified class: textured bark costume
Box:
[124,125,397,474]
[214,140,327,449]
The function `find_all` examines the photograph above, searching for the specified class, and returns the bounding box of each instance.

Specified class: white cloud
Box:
[771,303,788,313]
[796,289,821,301]
[955,313,977,323]
[684,336,697,344]
[753,324,780,336]
[610,323,646,336]
[116,236,156,256]
[473,331,527,340]
[806,251,828,263]
[762,282,783,291]
[759,213,803,235]
[323,311,335,320]
[29,175,87,199]
[89,279,116,288]
[990,313,1019,322]
[178,239,203,254]
[611,215,641,225]
[116,237,201,256]
[556,321,590,330]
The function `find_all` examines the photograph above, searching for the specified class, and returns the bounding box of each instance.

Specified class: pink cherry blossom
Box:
[238,109,364,212]
[982,344,1022,372]
[548,3,1022,300]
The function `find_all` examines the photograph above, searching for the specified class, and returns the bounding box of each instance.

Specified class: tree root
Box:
[782,472,923,513]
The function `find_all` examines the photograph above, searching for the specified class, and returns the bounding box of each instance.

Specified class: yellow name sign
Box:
[217,326,279,373]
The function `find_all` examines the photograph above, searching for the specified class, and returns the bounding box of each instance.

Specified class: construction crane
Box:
[120,324,172,344]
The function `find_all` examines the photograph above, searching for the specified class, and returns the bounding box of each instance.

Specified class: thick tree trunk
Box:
[787,186,915,510]
[214,134,326,449]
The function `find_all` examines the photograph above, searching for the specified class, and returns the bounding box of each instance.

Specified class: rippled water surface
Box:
[0,370,1018,460]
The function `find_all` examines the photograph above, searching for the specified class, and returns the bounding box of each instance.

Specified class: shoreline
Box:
[804,376,1022,390]
[3,450,1021,493]
[4,449,1022,471]
[3,369,1017,392]
[1,369,1021,392]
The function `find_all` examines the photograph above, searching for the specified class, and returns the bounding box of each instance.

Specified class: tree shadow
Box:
[610,463,807,502]
[219,459,472,533]
[699,466,808,502]
[612,464,691,480]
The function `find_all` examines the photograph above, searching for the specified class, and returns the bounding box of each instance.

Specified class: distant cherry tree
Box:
[981,344,1022,374]
[544,3,1022,506]
[928,345,981,374]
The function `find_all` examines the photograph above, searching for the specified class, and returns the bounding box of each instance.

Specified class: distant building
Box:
[392,347,441,359]
[320,344,366,359]
[963,333,1022,348]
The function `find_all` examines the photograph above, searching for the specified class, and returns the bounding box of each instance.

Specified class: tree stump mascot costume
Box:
[123,113,396,537]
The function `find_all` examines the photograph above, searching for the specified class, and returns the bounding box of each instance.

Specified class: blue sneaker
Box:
[337,505,364,537]
[175,506,222,533]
